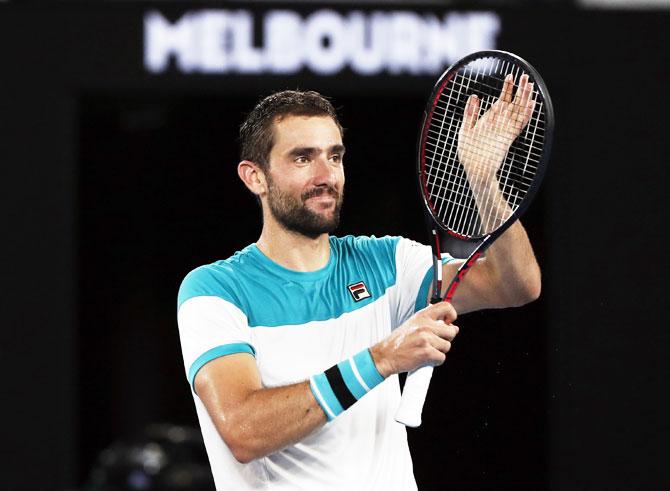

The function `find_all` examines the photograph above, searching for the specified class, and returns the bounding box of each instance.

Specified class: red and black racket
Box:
[395,50,554,427]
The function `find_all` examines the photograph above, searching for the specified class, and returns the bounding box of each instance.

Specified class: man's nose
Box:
[312,157,337,186]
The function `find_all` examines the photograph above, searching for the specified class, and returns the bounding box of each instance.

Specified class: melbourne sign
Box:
[144,9,500,76]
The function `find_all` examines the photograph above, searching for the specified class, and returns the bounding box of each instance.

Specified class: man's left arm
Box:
[441,73,541,314]
[443,220,541,315]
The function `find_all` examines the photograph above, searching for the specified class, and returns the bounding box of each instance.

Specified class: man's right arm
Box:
[195,301,459,463]
[195,353,326,464]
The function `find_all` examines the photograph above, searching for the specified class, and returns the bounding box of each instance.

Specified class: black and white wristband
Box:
[309,348,385,421]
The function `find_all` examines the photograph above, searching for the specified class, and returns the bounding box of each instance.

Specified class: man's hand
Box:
[458,73,536,182]
[370,302,459,378]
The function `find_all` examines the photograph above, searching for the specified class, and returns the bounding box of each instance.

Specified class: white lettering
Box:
[305,10,347,75]
[347,12,385,76]
[264,10,302,73]
[144,9,501,76]
[144,11,198,73]
[197,10,232,73]
[230,11,263,73]
[463,12,500,54]
[421,14,445,74]
[387,11,423,75]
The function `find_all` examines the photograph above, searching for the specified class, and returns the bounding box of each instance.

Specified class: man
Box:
[177,89,540,490]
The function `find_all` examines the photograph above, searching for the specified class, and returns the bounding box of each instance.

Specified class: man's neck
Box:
[256,220,331,273]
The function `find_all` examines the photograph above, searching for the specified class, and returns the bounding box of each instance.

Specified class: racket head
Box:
[417,50,554,246]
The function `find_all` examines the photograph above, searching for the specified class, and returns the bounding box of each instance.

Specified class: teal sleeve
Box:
[414,254,456,312]
[188,343,256,393]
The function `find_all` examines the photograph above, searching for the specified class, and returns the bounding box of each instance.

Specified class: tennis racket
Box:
[395,50,554,427]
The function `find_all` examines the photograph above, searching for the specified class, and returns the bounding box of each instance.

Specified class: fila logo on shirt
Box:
[347,281,371,302]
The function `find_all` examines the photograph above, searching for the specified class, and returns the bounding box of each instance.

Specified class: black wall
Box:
[1,4,668,490]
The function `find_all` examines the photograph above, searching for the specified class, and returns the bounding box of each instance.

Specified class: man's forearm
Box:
[484,219,541,305]
[212,348,388,463]
[215,381,326,463]
[467,171,513,235]
[466,170,541,306]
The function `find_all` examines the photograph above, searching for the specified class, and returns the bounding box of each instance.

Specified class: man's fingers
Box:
[463,94,480,130]
[513,74,529,105]
[522,98,536,128]
[422,300,458,323]
[425,332,455,366]
[519,81,533,115]
[499,73,514,103]
[431,321,459,342]
[433,337,453,355]
[426,347,447,367]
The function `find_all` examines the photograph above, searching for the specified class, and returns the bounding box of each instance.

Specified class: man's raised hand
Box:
[457,73,536,181]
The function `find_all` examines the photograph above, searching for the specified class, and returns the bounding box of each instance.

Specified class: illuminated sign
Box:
[144,9,500,76]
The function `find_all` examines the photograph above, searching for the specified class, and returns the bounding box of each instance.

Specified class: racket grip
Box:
[395,365,434,427]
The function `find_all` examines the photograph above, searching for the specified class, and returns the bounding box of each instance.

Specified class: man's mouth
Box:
[302,187,339,204]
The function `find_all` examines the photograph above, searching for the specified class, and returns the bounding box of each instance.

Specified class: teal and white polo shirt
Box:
[177,235,449,490]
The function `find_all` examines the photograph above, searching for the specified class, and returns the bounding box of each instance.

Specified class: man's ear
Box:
[237,160,267,196]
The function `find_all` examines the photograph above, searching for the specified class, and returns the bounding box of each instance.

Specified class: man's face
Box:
[262,115,345,239]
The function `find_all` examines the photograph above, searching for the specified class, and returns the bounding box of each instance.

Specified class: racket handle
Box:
[395,365,434,427]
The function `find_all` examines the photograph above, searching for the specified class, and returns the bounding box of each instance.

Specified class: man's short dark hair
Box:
[239,90,343,169]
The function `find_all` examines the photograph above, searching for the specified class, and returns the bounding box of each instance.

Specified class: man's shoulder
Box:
[330,234,402,256]
[329,235,406,283]
[184,244,256,280]
[177,244,257,310]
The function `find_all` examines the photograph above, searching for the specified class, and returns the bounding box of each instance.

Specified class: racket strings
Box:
[425,132,541,182]
[423,57,546,238]
[430,64,507,235]
[430,99,547,148]
[426,130,544,162]
[446,61,511,235]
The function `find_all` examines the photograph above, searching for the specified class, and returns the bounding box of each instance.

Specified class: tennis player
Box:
[177,90,540,490]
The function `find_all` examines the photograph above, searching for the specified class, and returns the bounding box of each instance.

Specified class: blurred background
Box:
[1,1,669,490]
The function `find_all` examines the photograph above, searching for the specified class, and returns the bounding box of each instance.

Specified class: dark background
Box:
[1,2,669,490]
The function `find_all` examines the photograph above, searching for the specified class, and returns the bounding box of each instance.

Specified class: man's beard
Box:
[265,175,343,240]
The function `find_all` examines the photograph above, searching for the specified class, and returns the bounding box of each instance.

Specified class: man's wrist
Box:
[465,171,496,189]
[309,348,386,421]
[369,344,392,379]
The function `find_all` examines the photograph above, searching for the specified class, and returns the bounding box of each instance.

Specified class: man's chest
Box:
[249,294,393,387]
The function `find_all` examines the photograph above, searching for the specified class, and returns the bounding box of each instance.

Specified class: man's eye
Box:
[330,154,342,163]
[295,156,309,163]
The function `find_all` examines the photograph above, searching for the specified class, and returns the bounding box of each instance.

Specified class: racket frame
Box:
[416,50,554,304]
[396,50,554,428]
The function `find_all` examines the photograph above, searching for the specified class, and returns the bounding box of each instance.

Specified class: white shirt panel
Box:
[391,239,434,324]
[178,296,253,379]
[185,287,417,490]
